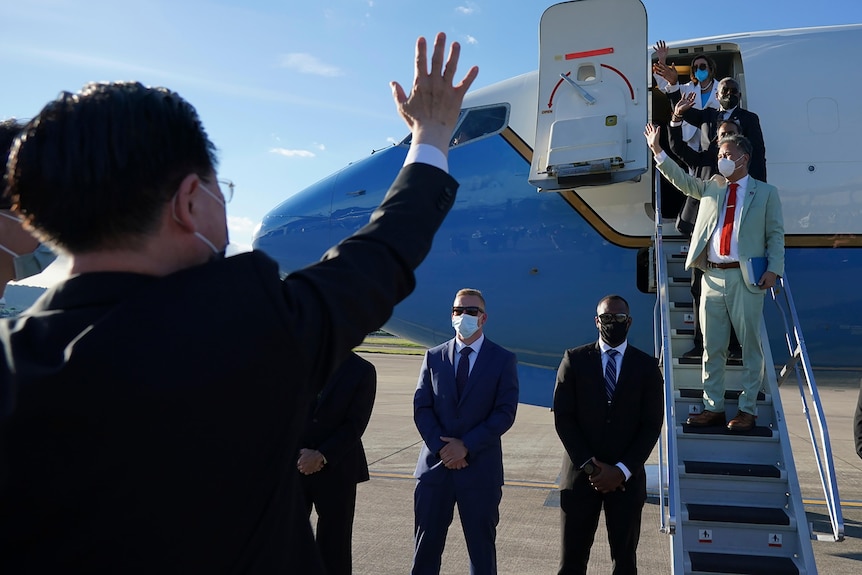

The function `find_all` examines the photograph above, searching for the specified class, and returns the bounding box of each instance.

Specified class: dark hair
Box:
[689,55,717,86]
[597,294,630,313]
[7,82,218,252]
[718,133,753,157]
[1,118,25,210]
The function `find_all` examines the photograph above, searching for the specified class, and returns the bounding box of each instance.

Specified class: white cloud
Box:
[279,53,343,77]
[228,215,257,236]
[269,148,316,158]
[465,35,478,45]
[314,143,326,151]
[456,3,479,16]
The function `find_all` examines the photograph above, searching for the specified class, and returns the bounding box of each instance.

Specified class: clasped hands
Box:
[439,436,469,470]
[297,448,325,475]
[585,457,626,494]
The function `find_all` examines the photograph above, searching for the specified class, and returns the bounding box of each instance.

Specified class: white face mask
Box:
[0,211,57,280]
[717,155,743,178]
[452,314,480,339]
[171,184,228,260]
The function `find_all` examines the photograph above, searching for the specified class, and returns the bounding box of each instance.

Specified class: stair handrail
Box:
[652,168,679,539]
[770,274,844,541]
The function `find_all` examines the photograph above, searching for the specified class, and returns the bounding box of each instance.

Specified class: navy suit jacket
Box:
[413,337,519,487]
[554,341,664,491]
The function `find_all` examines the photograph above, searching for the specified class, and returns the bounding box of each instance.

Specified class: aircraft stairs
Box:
[651,217,843,574]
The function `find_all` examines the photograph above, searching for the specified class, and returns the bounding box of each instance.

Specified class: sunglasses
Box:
[598,313,629,324]
[453,306,484,316]
[693,63,710,71]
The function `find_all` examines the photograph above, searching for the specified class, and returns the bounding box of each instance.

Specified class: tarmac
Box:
[346,352,862,575]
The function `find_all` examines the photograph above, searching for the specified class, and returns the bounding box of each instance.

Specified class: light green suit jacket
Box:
[658,155,785,294]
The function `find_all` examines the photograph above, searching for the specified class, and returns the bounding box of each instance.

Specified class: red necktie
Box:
[719,183,738,256]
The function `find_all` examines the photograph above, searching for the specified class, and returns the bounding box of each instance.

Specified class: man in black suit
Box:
[673,77,767,181]
[297,352,376,575]
[553,295,664,575]
[0,33,478,574]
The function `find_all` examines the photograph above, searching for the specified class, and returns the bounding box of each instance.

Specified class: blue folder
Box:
[745,257,768,285]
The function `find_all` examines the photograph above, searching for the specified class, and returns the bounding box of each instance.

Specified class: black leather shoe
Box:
[682,346,703,359]
[686,410,726,427]
[727,411,756,432]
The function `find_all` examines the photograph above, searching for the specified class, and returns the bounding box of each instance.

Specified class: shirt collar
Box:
[599,339,627,357]
[456,333,484,355]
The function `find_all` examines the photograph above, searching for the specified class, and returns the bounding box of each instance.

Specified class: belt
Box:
[707,261,740,269]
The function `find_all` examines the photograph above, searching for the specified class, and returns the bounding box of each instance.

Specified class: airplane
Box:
[252,0,862,408]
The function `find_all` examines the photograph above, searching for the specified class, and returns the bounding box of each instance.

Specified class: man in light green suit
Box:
[644,124,784,432]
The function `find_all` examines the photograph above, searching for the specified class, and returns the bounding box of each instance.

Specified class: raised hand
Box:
[644,123,663,155]
[674,91,696,116]
[391,32,480,155]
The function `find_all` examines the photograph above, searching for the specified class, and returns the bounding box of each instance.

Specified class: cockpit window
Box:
[450,105,509,147]
[398,104,509,147]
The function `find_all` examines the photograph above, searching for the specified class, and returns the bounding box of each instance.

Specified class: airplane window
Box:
[450,105,509,147]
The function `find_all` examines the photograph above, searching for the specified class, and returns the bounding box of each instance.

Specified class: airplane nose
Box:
[252,174,336,273]
[252,145,408,274]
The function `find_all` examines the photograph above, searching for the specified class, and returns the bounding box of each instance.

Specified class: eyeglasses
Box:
[693,63,709,71]
[453,306,484,316]
[218,179,235,203]
[597,313,629,324]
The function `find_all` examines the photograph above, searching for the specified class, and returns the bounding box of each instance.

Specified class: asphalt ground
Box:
[343,353,862,575]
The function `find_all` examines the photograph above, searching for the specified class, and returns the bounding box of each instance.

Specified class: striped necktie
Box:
[605,349,619,401]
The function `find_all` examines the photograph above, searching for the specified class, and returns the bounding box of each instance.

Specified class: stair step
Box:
[684,461,781,479]
[686,503,789,526]
[678,388,766,401]
[688,551,799,575]
[677,355,743,366]
[681,424,773,438]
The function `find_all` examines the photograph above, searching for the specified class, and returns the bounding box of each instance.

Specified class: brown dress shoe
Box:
[727,411,756,432]
[686,410,726,427]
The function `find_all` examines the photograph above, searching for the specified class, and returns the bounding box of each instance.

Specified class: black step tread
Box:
[686,503,790,525]
[673,300,694,309]
[679,388,766,401]
[689,551,798,574]
[684,460,781,478]
[675,328,695,335]
[682,423,773,438]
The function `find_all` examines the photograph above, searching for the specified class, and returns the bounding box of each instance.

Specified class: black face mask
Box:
[719,93,739,110]
[600,322,629,347]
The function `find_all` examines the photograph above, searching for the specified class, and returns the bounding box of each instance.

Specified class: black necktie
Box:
[604,349,619,401]
[456,347,473,398]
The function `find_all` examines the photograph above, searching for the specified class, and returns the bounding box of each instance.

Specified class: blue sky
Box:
[3,0,862,251]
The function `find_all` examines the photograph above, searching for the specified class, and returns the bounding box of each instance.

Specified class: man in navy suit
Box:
[412,288,519,575]
[554,295,664,575]
[297,352,376,575]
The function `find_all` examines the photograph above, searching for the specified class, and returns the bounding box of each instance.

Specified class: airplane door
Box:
[529,0,648,191]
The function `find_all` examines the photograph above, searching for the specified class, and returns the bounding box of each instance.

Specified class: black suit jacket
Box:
[553,341,664,491]
[678,103,767,182]
[0,162,457,575]
[301,352,376,485]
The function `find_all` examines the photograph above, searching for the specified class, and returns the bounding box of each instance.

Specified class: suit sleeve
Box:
[414,351,447,457]
[855,381,862,460]
[553,350,591,468]
[619,355,665,475]
[764,187,785,277]
[668,122,705,172]
[657,152,708,200]
[317,359,377,465]
[745,112,768,182]
[280,163,457,389]
[460,351,519,454]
